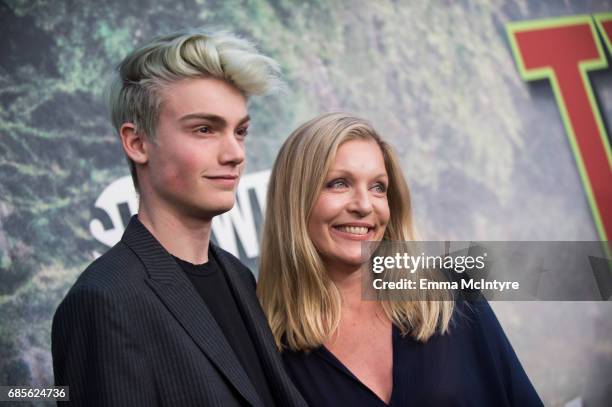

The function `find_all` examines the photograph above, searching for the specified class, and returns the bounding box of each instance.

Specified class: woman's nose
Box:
[347,187,373,216]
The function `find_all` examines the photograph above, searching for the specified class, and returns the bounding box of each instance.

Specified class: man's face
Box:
[142,77,249,220]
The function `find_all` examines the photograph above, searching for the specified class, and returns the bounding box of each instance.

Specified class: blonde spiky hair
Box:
[108,29,281,190]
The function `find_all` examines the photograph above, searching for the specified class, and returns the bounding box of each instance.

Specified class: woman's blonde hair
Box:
[257,112,454,351]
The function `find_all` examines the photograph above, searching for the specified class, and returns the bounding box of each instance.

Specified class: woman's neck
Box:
[328,264,380,314]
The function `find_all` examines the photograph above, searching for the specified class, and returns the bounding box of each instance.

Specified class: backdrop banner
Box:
[1,1,611,405]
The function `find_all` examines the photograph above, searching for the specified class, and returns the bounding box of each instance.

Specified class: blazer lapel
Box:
[211,245,307,407]
[121,216,263,407]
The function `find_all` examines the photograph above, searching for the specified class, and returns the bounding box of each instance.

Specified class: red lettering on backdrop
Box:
[507,16,612,243]
[595,14,612,51]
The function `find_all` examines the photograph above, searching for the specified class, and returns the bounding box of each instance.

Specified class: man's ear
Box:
[119,123,149,164]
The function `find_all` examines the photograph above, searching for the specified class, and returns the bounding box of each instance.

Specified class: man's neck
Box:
[137,200,212,265]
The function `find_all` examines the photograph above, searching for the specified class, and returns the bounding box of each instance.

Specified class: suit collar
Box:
[211,245,307,407]
[121,215,264,407]
[120,215,180,283]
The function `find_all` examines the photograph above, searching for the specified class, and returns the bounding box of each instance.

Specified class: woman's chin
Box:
[326,255,369,272]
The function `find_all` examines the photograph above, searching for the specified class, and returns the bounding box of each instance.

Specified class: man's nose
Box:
[219,132,245,166]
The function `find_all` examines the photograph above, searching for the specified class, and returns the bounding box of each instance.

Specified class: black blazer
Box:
[52,216,307,407]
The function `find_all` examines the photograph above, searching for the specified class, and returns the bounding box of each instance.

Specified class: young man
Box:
[52,30,306,407]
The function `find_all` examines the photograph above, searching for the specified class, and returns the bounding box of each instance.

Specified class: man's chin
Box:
[179,199,235,221]
[208,204,234,217]
[199,201,235,218]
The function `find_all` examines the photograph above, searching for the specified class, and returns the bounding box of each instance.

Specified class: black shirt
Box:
[174,255,276,407]
[282,300,543,406]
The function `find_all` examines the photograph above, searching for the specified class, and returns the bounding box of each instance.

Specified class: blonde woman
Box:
[257,113,542,406]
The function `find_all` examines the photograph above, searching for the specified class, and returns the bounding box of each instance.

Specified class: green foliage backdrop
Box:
[1,0,611,405]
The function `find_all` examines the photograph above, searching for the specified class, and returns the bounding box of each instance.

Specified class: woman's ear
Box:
[119,123,149,164]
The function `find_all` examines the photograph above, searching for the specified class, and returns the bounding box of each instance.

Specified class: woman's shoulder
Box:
[447,300,543,405]
[444,299,512,350]
[450,298,502,330]
[281,345,321,367]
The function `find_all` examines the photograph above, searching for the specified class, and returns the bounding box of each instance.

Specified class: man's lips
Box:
[204,174,239,186]
[205,174,239,179]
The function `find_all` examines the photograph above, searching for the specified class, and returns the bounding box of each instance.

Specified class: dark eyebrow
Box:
[179,113,250,127]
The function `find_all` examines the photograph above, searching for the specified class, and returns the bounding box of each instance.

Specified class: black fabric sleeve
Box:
[470,300,543,406]
[246,266,257,289]
[51,286,156,406]
[217,249,257,289]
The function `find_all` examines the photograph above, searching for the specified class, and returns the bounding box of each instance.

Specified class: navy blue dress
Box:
[282,300,542,406]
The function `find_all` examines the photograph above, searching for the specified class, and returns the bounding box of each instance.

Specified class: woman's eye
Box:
[327,179,348,189]
[372,183,387,193]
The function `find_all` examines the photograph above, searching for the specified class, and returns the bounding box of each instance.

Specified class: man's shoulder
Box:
[54,242,148,320]
[71,241,145,293]
[212,244,246,268]
[212,245,257,287]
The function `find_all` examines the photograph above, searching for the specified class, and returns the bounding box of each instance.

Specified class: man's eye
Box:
[197,126,212,134]
[236,127,249,138]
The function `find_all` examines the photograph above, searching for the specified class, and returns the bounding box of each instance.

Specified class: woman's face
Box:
[308,139,390,272]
